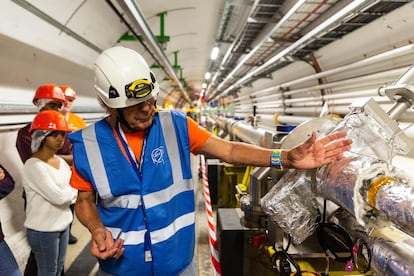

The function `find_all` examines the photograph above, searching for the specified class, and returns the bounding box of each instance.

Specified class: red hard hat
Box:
[61,85,77,100]
[32,84,66,105]
[29,110,70,134]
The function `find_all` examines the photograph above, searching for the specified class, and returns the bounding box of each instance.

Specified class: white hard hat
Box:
[94,46,159,109]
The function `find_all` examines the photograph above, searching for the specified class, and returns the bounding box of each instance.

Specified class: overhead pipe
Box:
[249,60,409,100]
[253,94,284,103]
[106,1,162,69]
[323,90,383,101]
[223,32,414,100]
[232,85,279,103]
[283,94,390,106]
[217,0,378,97]
[116,0,191,105]
[235,107,413,137]
[237,107,284,115]
[206,0,260,97]
[249,45,414,100]
[242,96,378,110]
[275,116,414,138]
[281,46,414,90]
[227,56,408,106]
[214,0,307,92]
[284,105,349,115]
[282,68,407,97]
[249,90,381,109]
[236,69,411,120]
[208,0,332,101]
[249,104,284,110]
[10,0,102,53]
[275,115,311,125]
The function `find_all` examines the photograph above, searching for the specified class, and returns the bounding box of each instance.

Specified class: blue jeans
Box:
[26,226,69,276]
[0,240,21,276]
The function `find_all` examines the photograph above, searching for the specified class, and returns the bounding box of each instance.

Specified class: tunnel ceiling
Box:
[5,0,412,107]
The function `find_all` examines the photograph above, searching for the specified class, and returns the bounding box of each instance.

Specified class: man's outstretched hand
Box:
[285,131,352,170]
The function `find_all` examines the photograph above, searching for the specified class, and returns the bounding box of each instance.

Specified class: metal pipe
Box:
[331,209,414,276]
[290,70,403,96]
[10,0,102,53]
[207,0,260,94]
[251,67,406,98]
[249,167,273,206]
[215,0,307,92]
[315,98,414,232]
[239,45,414,102]
[387,101,411,120]
[284,106,350,115]
[323,90,381,100]
[220,0,385,96]
[231,120,274,148]
[118,0,191,104]
[279,45,414,89]
[370,234,414,276]
[367,176,414,236]
[275,115,310,125]
[384,65,414,120]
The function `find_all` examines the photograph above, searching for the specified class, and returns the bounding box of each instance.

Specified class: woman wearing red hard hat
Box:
[22,110,77,276]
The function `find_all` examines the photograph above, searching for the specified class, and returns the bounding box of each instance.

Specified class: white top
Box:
[23,156,77,232]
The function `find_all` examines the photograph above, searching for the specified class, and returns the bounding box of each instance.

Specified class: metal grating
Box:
[294,1,410,59]
[207,0,412,100]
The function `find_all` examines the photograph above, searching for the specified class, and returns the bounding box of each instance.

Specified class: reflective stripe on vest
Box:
[107,212,194,246]
[82,125,112,199]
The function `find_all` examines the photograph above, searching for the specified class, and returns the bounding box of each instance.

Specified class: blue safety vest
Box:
[69,110,195,275]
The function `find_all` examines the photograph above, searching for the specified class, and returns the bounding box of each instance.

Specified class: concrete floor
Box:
[64,155,213,275]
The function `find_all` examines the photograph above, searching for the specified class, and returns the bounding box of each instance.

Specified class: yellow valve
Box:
[237,183,247,193]
[367,176,396,207]
[240,166,254,190]
[213,127,219,136]
[267,246,276,257]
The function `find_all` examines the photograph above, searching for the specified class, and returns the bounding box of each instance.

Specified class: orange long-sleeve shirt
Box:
[70,117,211,191]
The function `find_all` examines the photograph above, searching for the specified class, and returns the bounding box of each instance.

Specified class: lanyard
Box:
[116,121,152,261]
[115,122,146,178]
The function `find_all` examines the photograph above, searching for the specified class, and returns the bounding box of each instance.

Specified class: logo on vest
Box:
[151,146,164,165]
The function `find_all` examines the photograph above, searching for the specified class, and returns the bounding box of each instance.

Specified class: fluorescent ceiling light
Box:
[204,72,211,80]
[210,47,219,60]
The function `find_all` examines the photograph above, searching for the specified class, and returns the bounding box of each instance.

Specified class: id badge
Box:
[144,231,152,262]
[145,250,152,262]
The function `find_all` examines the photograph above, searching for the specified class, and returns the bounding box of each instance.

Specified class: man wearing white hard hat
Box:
[69,46,352,276]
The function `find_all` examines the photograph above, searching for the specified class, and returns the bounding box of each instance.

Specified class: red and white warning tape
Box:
[200,155,222,276]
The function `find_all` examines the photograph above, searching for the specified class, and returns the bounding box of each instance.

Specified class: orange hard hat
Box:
[29,110,70,134]
[61,85,77,100]
[32,84,66,105]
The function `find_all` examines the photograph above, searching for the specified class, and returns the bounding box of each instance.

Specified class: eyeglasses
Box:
[125,79,154,99]
[138,98,156,108]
